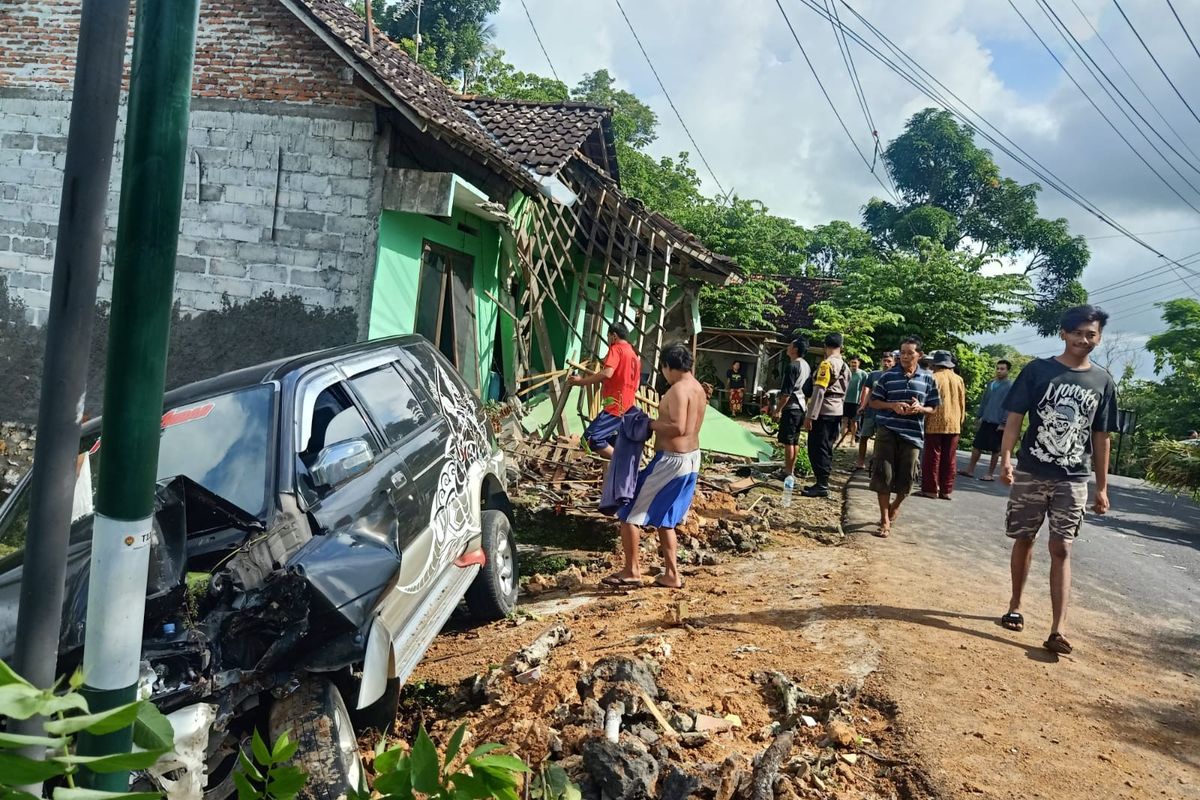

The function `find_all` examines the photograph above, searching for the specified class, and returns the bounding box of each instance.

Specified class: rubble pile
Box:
[404,624,919,800]
[0,422,35,500]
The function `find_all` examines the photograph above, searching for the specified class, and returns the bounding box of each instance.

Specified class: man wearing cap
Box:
[918,350,966,499]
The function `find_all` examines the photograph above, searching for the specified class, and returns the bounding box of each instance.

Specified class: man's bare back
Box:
[654,373,707,453]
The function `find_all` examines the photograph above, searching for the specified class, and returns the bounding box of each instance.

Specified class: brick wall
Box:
[0,0,387,327]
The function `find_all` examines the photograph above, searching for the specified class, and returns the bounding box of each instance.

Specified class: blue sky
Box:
[489,0,1200,378]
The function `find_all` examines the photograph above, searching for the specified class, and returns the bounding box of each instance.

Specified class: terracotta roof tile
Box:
[757,275,842,336]
[457,97,615,178]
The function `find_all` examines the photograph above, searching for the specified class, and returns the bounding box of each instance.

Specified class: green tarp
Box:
[520,388,773,460]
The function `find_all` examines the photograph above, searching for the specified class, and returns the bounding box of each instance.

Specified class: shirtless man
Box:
[601,343,707,590]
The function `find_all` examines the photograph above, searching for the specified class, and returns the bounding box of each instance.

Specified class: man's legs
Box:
[1007,536,1035,615]
[920,434,942,495]
[1048,537,1072,636]
[963,448,982,477]
[618,521,641,579]
[783,444,797,475]
[876,492,892,533]
[857,437,869,469]
[656,528,682,588]
[938,435,959,497]
[986,448,999,478]
[888,438,918,520]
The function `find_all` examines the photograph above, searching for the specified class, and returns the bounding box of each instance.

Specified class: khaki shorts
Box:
[869,426,920,496]
[1005,471,1088,540]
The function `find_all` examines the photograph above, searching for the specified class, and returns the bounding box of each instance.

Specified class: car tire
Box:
[349,675,400,735]
[465,509,518,620]
[269,678,365,800]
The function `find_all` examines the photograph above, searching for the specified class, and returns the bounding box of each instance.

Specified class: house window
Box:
[415,242,479,389]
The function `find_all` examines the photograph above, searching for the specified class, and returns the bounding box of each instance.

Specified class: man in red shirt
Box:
[569,323,642,458]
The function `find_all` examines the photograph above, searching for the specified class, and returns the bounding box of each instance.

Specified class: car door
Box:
[344,360,448,604]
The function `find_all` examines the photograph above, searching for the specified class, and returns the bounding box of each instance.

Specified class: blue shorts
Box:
[583,410,624,450]
[617,450,701,530]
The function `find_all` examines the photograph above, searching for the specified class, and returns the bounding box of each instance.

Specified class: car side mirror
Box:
[311,438,373,489]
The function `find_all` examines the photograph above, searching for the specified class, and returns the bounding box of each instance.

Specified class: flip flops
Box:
[1000,611,1024,631]
[600,574,642,588]
[1044,632,1073,655]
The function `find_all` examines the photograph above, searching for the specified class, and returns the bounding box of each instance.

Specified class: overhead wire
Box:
[1012,0,1200,214]
[611,0,729,199]
[518,0,562,83]
[1166,0,1200,65]
[1069,0,1200,166]
[1111,0,1200,129]
[798,0,1200,280]
[773,0,900,203]
[822,0,900,199]
[1035,0,1200,182]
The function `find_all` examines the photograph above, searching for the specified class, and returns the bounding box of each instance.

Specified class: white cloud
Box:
[491,0,1200,364]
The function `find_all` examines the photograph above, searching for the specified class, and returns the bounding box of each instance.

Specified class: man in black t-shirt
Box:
[998,305,1119,657]
[726,360,747,415]
[774,338,811,480]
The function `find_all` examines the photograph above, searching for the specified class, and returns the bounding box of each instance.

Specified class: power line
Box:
[1070,0,1200,167]
[1165,0,1200,66]
[1085,225,1200,239]
[1011,0,1200,215]
[824,0,900,199]
[809,0,1200,279]
[1036,0,1200,182]
[773,0,899,203]
[1111,0,1200,129]
[518,0,561,83]
[611,0,728,199]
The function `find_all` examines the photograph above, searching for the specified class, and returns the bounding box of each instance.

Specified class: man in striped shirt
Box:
[868,335,941,537]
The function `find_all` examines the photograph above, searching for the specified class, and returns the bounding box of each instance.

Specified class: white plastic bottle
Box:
[781,474,795,507]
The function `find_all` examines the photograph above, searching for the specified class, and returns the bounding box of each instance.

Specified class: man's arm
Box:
[857,380,872,409]
[998,411,1024,484]
[1092,431,1111,513]
[651,388,692,438]
[568,365,614,387]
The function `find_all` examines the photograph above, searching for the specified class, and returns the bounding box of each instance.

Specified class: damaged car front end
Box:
[0,338,519,798]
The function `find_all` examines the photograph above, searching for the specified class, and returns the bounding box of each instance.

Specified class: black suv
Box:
[0,336,518,798]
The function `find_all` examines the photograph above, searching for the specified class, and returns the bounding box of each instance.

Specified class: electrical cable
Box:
[1013,0,1200,214]
[1070,0,1200,167]
[518,0,561,83]
[611,0,728,199]
[806,0,1200,279]
[1166,0,1200,65]
[1111,0,1200,129]
[773,0,899,203]
[1035,0,1200,182]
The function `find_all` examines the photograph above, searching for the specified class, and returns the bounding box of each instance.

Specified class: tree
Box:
[697,278,784,331]
[865,109,1089,335]
[800,302,903,365]
[804,220,877,277]
[1093,330,1146,379]
[571,69,658,150]
[1146,298,1200,378]
[359,0,500,89]
[829,239,1030,349]
[679,198,810,277]
[468,48,569,101]
[979,343,1035,375]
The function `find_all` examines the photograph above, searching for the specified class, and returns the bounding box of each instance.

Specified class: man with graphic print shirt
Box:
[998,305,1118,657]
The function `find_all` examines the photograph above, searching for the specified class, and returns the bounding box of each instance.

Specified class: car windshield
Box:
[0,385,273,560]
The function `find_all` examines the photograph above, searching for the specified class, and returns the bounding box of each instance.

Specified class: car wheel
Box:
[466,509,518,620]
[269,678,364,800]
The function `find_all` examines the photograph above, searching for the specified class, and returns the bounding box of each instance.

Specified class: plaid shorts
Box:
[1005,471,1089,540]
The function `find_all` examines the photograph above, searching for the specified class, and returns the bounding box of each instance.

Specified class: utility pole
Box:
[74,0,200,789]
[10,0,130,734]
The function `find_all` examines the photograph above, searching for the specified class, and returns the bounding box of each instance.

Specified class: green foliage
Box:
[358,724,532,800]
[800,302,903,364]
[0,659,174,797]
[868,109,1088,334]
[529,764,581,800]
[359,0,500,90]
[678,198,810,277]
[698,278,784,331]
[1146,298,1200,377]
[804,221,877,277]
[572,70,657,150]
[830,241,1029,350]
[950,344,994,409]
[617,150,704,221]
[234,731,307,800]
[1145,440,1200,500]
[979,343,1035,375]
[468,49,568,101]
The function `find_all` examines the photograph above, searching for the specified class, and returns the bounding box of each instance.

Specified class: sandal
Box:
[600,574,642,588]
[1044,633,1073,655]
[980,475,995,482]
[873,525,891,538]
[1000,611,1024,632]
[957,470,974,478]
[652,577,684,590]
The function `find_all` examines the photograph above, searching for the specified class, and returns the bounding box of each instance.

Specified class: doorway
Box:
[415,242,478,389]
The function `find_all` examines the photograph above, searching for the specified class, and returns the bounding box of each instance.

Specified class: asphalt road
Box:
[905,451,1200,630]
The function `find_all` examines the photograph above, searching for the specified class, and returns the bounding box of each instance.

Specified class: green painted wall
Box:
[369,208,502,393]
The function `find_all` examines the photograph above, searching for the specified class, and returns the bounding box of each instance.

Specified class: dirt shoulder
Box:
[395,451,940,799]
[841,471,1199,800]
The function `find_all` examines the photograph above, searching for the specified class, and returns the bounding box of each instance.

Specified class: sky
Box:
[487,0,1200,378]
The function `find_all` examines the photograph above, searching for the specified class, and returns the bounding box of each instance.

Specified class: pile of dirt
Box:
[0,421,34,500]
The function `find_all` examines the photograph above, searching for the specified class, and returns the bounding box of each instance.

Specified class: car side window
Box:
[348,365,428,446]
[297,383,375,502]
